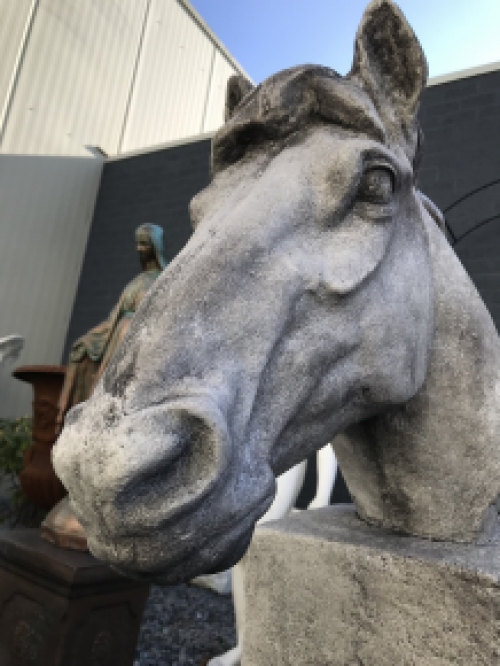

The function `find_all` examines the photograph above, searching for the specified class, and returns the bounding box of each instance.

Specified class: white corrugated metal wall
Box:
[0,0,249,156]
[0,154,103,417]
[1,0,151,156]
[0,0,35,130]
[0,0,248,416]
[119,0,214,152]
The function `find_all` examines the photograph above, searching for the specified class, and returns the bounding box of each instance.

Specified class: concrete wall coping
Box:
[103,131,215,163]
[427,60,500,87]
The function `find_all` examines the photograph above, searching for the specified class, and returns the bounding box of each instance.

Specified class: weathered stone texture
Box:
[242,506,500,666]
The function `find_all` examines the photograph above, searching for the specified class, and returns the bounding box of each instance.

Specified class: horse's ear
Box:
[349,0,428,136]
[225,75,254,122]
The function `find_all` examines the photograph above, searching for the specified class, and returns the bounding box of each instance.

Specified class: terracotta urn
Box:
[13,365,67,510]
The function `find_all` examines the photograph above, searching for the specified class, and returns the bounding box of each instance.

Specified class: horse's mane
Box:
[212,65,423,177]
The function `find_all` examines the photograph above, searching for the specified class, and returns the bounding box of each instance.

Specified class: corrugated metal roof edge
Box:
[427,60,500,87]
[177,0,254,84]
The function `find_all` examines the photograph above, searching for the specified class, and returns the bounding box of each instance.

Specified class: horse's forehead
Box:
[254,65,340,112]
[212,66,393,176]
[230,66,384,134]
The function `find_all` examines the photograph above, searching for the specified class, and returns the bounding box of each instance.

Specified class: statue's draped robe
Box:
[65,269,161,408]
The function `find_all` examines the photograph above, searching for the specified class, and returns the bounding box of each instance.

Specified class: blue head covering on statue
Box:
[135,224,168,270]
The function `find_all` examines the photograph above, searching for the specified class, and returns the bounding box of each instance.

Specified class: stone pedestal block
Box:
[0,529,150,666]
[242,505,500,666]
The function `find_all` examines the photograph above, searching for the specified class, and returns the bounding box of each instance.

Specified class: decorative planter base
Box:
[0,529,150,666]
[242,505,500,666]
[13,365,67,510]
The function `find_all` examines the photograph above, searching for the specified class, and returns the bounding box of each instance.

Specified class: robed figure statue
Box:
[56,224,167,434]
[45,224,167,550]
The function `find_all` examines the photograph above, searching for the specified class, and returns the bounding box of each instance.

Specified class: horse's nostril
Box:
[112,400,232,528]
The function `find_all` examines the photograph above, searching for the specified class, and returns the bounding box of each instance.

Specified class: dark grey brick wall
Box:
[418,70,500,329]
[63,138,211,361]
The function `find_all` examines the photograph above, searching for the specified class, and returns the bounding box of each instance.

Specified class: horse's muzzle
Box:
[55,391,276,582]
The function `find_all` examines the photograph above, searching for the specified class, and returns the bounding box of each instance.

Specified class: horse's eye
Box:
[358,167,394,204]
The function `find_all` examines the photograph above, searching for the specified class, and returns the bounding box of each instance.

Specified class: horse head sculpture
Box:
[53,0,500,584]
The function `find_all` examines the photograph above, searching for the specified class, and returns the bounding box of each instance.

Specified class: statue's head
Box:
[135,224,168,271]
[54,0,454,583]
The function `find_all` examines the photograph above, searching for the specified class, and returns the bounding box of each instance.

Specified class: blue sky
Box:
[189,0,500,84]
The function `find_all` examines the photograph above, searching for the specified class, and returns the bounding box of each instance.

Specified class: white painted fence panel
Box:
[0,154,103,417]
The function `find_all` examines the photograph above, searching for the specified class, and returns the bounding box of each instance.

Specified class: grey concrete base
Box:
[242,505,500,666]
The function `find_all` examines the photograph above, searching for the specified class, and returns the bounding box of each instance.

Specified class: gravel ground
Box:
[134,583,236,666]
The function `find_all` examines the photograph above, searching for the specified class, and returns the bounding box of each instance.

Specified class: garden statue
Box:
[55,224,167,434]
[43,224,167,549]
[53,0,500,592]
[0,336,24,370]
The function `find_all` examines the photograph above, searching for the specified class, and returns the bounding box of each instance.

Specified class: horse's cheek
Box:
[322,220,393,295]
